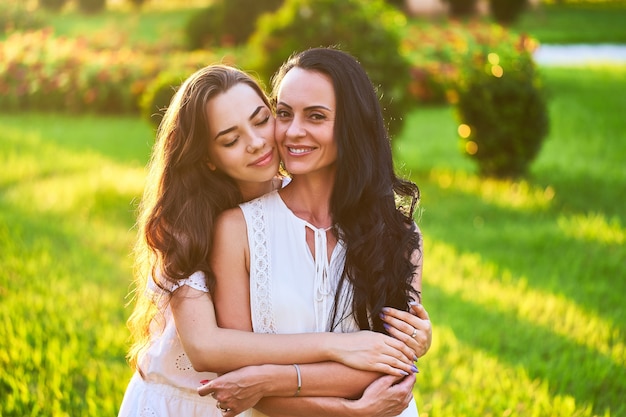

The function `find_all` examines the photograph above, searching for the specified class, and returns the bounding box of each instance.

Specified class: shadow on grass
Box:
[427,283,625,415]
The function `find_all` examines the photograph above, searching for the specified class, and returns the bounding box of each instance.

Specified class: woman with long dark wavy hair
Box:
[206,48,430,416]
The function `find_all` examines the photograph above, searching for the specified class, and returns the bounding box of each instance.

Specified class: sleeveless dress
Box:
[118,271,250,417]
[240,190,419,417]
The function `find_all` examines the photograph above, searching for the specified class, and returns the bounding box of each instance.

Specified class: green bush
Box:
[77,0,107,14]
[139,71,187,128]
[453,31,549,178]
[248,0,412,137]
[0,30,224,115]
[489,0,528,25]
[0,1,45,33]
[184,0,283,50]
[442,0,478,17]
[38,0,68,12]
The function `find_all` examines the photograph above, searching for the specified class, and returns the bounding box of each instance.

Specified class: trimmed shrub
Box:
[77,0,107,14]
[1,1,45,33]
[453,31,549,178]
[489,0,529,25]
[139,71,187,129]
[248,0,412,137]
[0,30,225,115]
[184,0,283,50]
[38,0,68,12]
[442,0,478,17]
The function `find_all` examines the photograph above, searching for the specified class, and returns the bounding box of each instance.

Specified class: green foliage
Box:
[0,30,225,115]
[489,0,529,25]
[184,0,283,50]
[0,1,46,33]
[38,0,68,12]
[453,30,549,178]
[77,0,107,14]
[442,0,479,17]
[248,0,412,137]
[139,71,186,128]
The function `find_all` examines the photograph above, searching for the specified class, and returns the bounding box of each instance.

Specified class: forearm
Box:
[254,396,359,417]
[187,330,340,373]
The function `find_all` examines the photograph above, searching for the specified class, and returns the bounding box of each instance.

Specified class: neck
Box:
[279,174,334,229]
[239,178,278,202]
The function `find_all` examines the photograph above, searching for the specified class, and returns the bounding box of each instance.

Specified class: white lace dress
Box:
[118,271,249,417]
[240,190,419,417]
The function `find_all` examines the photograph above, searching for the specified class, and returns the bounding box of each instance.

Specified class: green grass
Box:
[1,65,624,416]
[511,3,626,44]
[394,65,626,416]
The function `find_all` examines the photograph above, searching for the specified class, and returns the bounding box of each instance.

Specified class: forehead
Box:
[205,83,266,132]
[277,68,335,106]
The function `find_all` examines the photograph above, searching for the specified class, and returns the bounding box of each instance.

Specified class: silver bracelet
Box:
[293,364,302,397]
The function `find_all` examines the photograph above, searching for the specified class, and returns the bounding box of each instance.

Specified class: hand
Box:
[350,373,416,417]
[197,365,267,417]
[381,302,432,359]
[330,330,419,377]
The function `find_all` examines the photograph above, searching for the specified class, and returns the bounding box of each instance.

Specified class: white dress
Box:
[240,190,419,417]
[118,271,249,417]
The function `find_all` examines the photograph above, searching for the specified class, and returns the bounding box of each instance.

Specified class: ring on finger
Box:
[216,402,231,413]
[411,327,418,338]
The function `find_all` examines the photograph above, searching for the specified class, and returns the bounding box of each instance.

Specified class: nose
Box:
[246,131,266,153]
[285,117,305,139]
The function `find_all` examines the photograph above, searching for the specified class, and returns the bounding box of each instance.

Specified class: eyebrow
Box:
[214,105,265,140]
[276,102,332,112]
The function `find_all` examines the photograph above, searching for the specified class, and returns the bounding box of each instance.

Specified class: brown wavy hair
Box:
[126,65,271,370]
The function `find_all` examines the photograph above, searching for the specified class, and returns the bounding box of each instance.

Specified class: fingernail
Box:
[383,323,391,331]
[411,365,418,373]
[400,370,409,376]
[382,307,390,313]
[414,355,418,362]
[199,380,209,385]
[409,301,420,307]
[379,312,386,320]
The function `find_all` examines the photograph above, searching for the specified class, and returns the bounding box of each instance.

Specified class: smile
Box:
[287,147,314,155]
[249,150,274,167]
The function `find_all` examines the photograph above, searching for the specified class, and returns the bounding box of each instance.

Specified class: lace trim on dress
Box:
[246,197,277,334]
[146,271,209,304]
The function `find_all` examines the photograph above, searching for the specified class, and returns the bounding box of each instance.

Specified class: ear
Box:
[207,160,217,171]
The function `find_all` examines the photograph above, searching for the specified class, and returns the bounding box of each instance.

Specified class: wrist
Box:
[257,364,302,397]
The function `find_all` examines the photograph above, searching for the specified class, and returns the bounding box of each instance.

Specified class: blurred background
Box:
[1,0,625,415]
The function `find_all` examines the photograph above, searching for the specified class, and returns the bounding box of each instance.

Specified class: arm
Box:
[171,286,416,374]
[201,372,416,417]
[254,373,416,417]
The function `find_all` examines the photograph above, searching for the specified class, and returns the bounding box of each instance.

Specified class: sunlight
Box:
[417,326,594,417]
[424,239,625,366]
[557,212,625,245]
[428,168,556,211]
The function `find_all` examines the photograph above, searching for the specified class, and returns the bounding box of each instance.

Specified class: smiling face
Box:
[205,82,279,187]
[274,67,337,177]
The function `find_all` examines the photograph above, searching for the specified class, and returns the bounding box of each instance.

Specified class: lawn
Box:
[1,64,624,416]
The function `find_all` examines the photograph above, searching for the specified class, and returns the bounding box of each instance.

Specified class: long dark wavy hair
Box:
[271,47,422,333]
[126,65,272,370]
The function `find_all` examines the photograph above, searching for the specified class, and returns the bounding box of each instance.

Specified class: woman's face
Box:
[275,67,337,176]
[205,83,279,186]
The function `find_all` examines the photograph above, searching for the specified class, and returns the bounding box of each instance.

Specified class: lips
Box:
[249,150,274,167]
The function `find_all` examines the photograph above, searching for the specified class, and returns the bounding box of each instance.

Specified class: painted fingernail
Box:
[199,380,209,385]
[414,355,418,362]
[411,365,418,373]
[383,323,391,331]
[401,370,409,376]
[379,312,386,320]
